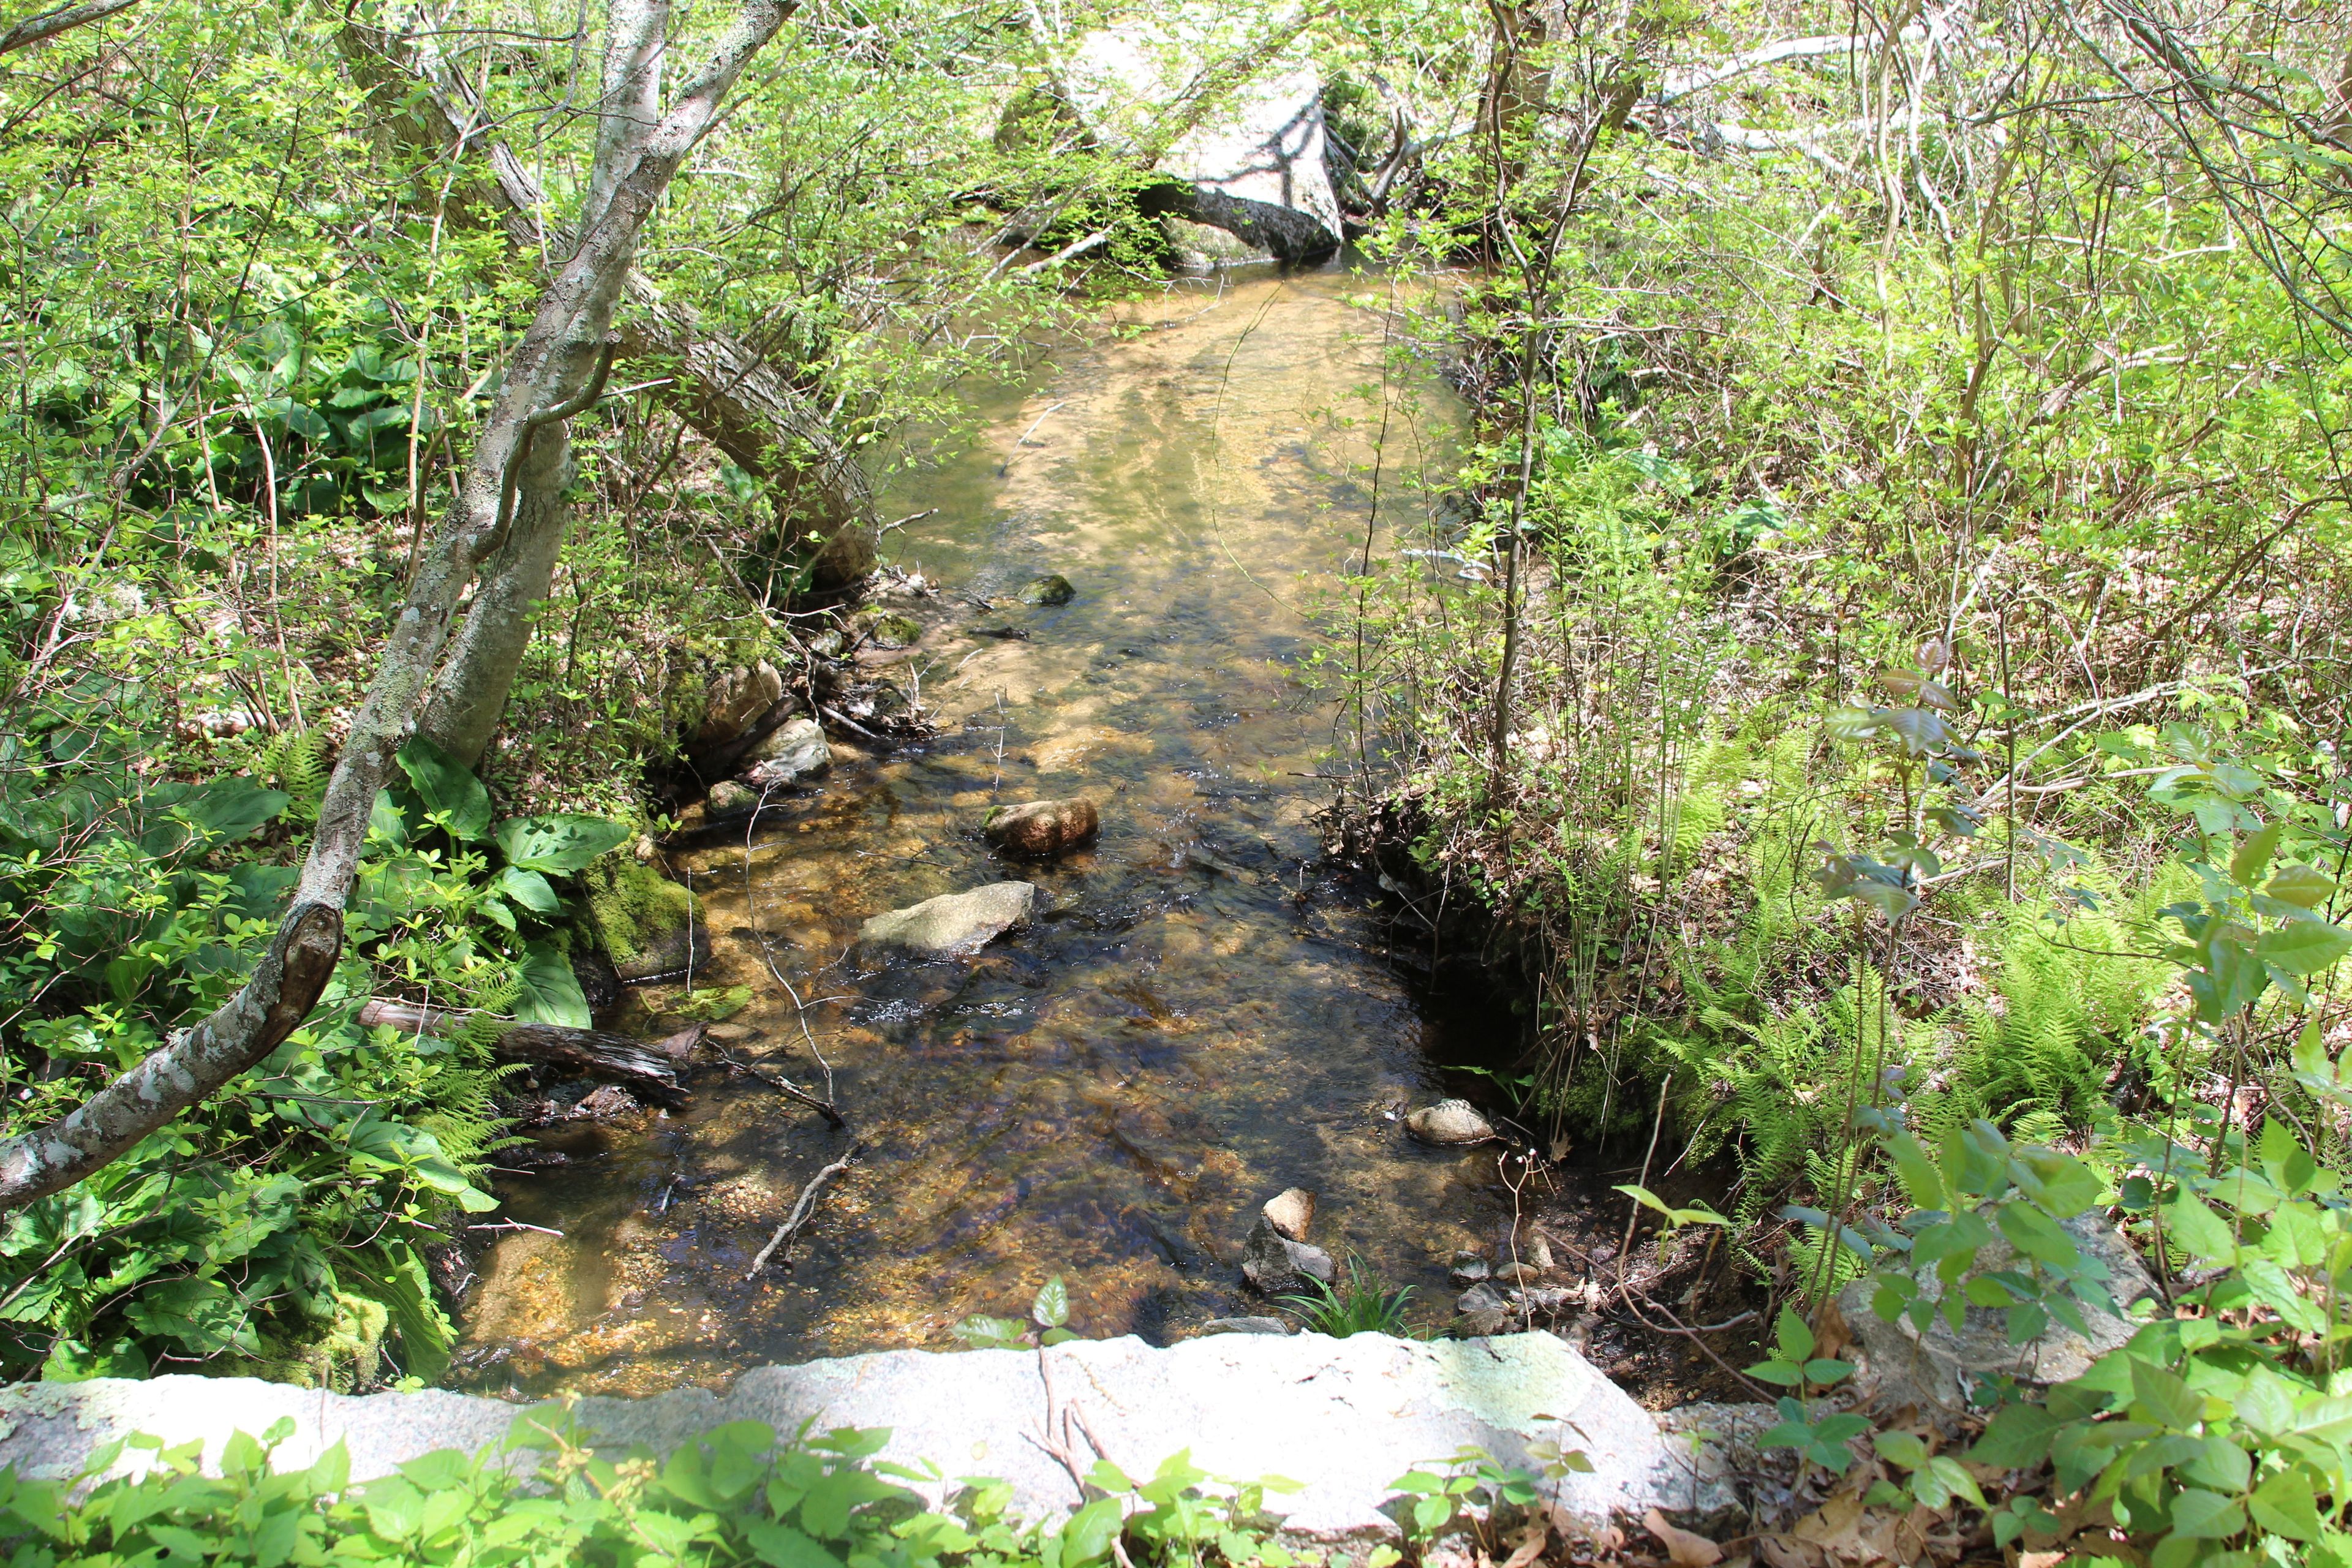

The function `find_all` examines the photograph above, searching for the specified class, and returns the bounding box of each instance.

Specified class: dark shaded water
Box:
[453,265,1520,1396]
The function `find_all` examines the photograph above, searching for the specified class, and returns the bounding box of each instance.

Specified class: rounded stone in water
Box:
[1018,573,1075,606]
[1406,1098,1495,1145]
[982,797,1098,857]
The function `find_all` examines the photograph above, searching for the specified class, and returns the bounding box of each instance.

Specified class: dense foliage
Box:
[0,1418,1330,1568]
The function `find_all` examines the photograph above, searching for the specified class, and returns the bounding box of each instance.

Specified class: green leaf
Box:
[2166,1487,2244,1540]
[1060,1498,1123,1567]
[496,866,562,916]
[2266,862,2337,909]
[949,1315,1025,1349]
[2162,1190,2239,1262]
[2015,1149,2102,1218]
[494,813,633,873]
[1996,1202,2081,1271]
[1887,1131,1947,1210]
[514,941,590,1028]
[1615,1183,1676,1218]
[2250,1468,2323,1541]
[367,789,410,848]
[2231,820,2285,886]
[1967,1402,2057,1468]
[1773,1305,1815,1364]
[397,736,491,841]
[1031,1275,1070,1329]
[2129,1357,2203,1430]
[2256,916,2352,976]
[1872,1431,1927,1469]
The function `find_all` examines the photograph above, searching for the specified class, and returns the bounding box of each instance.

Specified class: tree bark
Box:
[415,0,667,766]
[0,0,140,55]
[339,10,875,584]
[356,1000,693,1107]
[0,0,799,1212]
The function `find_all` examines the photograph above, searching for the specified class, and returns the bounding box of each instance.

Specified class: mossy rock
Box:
[853,609,923,649]
[580,852,707,982]
[1019,574,1074,606]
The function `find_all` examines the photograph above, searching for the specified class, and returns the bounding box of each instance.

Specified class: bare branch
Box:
[0,0,138,56]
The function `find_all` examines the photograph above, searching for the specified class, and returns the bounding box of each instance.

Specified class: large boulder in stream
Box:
[744,717,830,786]
[695,660,783,745]
[1050,10,1343,264]
[856,881,1038,960]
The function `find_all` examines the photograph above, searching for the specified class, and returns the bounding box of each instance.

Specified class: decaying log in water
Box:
[357,1000,695,1108]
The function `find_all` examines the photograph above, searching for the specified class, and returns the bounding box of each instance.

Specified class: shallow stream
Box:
[453,263,1520,1397]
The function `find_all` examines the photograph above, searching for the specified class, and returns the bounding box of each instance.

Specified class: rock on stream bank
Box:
[0,1335,1746,1537]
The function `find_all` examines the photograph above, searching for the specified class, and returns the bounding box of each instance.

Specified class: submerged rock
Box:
[1019,573,1076,606]
[1199,1316,1293,1336]
[1455,1283,1511,1336]
[1449,1253,1491,1288]
[1261,1187,1316,1243]
[744,717,830,786]
[706,780,760,817]
[1406,1099,1494,1146]
[983,797,1099,858]
[856,881,1037,959]
[1241,1216,1335,1295]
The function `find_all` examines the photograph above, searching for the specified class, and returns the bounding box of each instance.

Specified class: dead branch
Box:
[745,1143,862,1276]
[357,998,694,1107]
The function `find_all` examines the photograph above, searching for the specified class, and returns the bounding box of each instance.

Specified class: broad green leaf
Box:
[2251,1468,2323,1541]
[1774,1305,1815,1363]
[2231,820,2285,886]
[367,789,409,848]
[496,866,562,916]
[514,941,590,1028]
[2014,1148,2102,1218]
[494,813,634,873]
[2266,862,2337,909]
[2255,916,2352,977]
[1996,1202,2081,1270]
[397,736,491,841]
[2162,1190,2239,1262]
[2165,1487,2244,1540]
[1031,1275,1070,1328]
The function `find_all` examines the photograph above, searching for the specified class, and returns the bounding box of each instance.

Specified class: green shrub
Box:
[0,736,633,1384]
[0,1419,1321,1568]
[1278,1259,1416,1338]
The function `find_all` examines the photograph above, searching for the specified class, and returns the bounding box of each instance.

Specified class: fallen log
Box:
[357,1000,695,1108]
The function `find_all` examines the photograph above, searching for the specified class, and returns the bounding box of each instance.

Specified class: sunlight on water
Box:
[454,263,1505,1396]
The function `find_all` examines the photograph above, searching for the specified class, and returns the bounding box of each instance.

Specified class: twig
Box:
[717,1047,846,1128]
[469,1220,564,1236]
[820,704,884,739]
[745,1144,863,1278]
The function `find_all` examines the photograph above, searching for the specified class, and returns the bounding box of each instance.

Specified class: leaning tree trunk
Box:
[415,0,665,764]
[0,0,800,1211]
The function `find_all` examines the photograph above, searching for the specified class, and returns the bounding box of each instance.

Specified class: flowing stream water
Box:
[453,263,1512,1398]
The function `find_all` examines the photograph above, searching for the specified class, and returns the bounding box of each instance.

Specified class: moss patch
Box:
[580,853,703,980]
